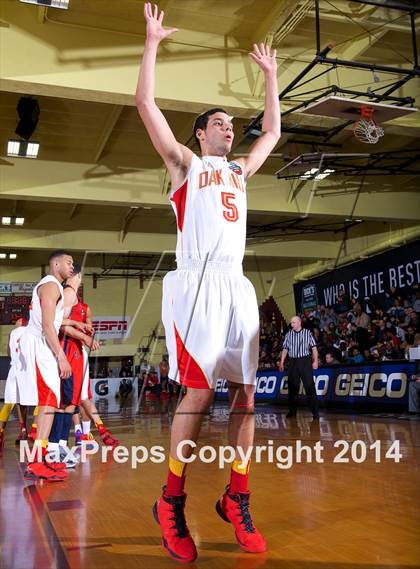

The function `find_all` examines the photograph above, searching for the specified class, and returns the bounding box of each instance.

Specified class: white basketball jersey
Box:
[28,275,64,334]
[169,154,247,265]
[8,326,26,367]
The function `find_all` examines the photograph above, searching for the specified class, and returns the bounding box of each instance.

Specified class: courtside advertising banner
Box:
[216,362,416,408]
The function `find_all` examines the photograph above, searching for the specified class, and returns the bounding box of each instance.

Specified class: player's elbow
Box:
[41,323,54,338]
[266,128,281,142]
[135,98,153,117]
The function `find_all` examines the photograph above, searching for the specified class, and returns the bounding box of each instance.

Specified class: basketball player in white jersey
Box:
[17,250,73,481]
[0,318,28,453]
[137,3,280,563]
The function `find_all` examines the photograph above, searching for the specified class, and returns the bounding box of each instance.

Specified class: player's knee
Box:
[228,383,255,408]
[185,387,214,411]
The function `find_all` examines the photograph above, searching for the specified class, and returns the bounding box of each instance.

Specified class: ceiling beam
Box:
[93,105,124,163]
[0,227,340,259]
[1,161,420,221]
[69,204,79,219]
[119,206,139,242]
[251,0,301,43]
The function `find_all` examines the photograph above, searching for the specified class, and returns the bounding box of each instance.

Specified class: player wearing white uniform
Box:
[137,3,280,563]
[163,154,260,389]
[4,322,27,404]
[0,318,28,453]
[19,250,73,482]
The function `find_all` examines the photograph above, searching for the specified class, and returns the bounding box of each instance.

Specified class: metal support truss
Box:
[243,0,419,142]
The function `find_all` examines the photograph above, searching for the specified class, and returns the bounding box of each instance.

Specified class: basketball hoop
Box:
[352,105,384,144]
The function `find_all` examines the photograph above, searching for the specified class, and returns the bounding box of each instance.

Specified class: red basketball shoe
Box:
[24,461,69,482]
[153,486,197,563]
[15,428,28,446]
[98,428,120,449]
[216,486,266,553]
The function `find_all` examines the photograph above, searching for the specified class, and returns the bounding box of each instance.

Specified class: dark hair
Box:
[72,263,82,275]
[63,263,81,288]
[193,108,229,148]
[48,249,72,263]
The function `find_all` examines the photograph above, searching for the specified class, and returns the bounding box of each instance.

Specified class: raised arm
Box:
[237,44,281,179]
[136,3,193,183]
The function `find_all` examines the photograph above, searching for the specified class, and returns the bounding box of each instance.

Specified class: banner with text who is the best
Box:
[215,362,415,408]
[293,240,419,314]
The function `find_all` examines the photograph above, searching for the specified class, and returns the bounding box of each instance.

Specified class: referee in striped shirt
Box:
[279,316,319,419]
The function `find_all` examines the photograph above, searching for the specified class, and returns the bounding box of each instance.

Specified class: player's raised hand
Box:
[249,43,277,75]
[144,3,178,43]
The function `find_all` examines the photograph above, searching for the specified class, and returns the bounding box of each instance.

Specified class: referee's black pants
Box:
[287,355,318,415]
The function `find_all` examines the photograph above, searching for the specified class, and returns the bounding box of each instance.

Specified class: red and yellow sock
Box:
[0,403,14,424]
[230,458,250,493]
[165,456,187,496]
[31,406,39,432]
[33,439,48,462]
[95,420,106,433]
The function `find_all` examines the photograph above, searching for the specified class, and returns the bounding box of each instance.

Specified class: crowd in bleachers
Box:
[258,286,420,370]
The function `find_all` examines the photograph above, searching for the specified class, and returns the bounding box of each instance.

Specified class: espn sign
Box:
[92,316,131,339]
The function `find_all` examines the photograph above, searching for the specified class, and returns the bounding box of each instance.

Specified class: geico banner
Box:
[215,362,416,407]
[92,316,131,339]
[90,377,138,413]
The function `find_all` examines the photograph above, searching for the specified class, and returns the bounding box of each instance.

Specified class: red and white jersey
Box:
[27,275,64,336]
[170,154,247,265]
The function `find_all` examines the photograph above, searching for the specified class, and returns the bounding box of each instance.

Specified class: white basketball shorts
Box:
[162,260,259,389]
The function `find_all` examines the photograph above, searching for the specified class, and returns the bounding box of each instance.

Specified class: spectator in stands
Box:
[382,340,402,361]
[413,290,420,313]
[324,352,340,365]
[354,302,370,329]
[348,347,364,364]
[409,312,420,333]
[388,297,405,320]
[259,349,274,370]
[256,284,418,371]
[334,290,351,314]
[408,374,420,415]
[159,357,170,393]
[405,326,416,346]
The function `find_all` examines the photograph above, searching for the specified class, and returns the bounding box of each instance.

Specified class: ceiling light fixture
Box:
[7,140,39,159]
[2,216,25,225]
[19,0,69,9]
[0,252,18,260]
[299,167,335,181]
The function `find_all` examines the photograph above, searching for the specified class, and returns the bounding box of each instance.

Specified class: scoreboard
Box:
[0,281,84,325]
[0,294,32,325]
[0,282,36,325]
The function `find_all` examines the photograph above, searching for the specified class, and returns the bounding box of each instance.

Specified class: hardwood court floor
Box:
[0,400,419,569]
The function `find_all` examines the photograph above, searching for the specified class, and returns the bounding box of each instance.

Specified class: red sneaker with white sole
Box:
[216,486,266,553]
[24,461,69,482]
[153,486,197,563]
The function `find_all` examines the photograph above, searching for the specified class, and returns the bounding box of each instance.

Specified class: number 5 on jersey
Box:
[221,192,238,222]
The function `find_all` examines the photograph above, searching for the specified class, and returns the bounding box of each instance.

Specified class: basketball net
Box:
[352,105,384,144]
